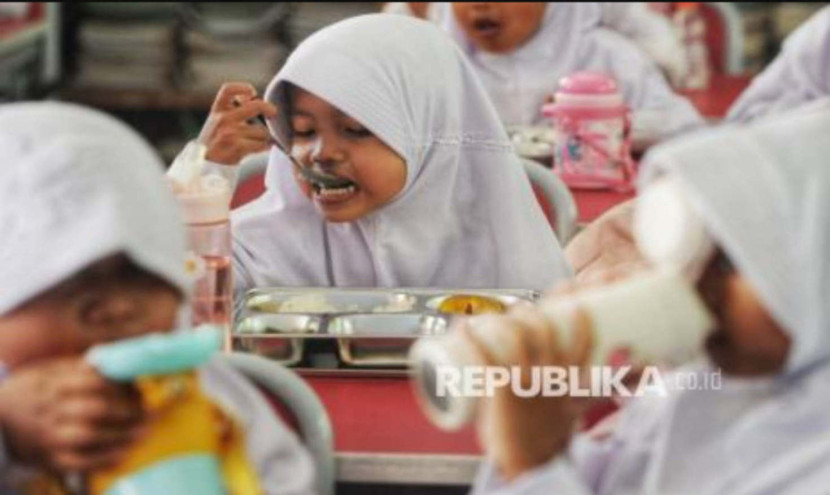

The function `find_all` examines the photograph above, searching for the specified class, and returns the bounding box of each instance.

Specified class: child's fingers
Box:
[569,308,595,369]
[60,395,144,427]
[460,318,499,368]
[226,99,278,122]
[52,442,133,472]
[236,137,275,155]
[212,82,258,112]
[232,123,273,142]
[507,306,559,366]
[54,421,141,454]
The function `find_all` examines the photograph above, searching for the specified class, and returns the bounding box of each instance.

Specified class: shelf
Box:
[57,85,217,111]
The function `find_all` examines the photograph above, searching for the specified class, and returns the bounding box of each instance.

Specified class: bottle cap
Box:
[167,142,231,224]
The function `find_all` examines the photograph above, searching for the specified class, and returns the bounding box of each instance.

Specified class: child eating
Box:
[179,14,572,295]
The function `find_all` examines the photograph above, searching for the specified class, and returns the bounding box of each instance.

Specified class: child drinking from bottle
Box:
[465,99,830,494]
[0,102,315,495]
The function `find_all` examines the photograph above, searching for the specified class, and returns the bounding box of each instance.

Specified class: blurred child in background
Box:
[383,2,691,87]
[436,2,705,149]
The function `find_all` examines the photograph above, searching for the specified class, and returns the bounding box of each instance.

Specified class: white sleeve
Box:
[726,7,830,124]
[600,3,688,86]
[167,141,240,194]
[199,358,317,495]
[204,160,240,192]
[469,457,595,495]
[585,30,706,149]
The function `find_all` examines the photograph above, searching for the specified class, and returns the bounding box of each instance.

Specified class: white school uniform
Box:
[383,2,689,85]
[0,102,315,495]
[727,6,830,124]
[229,14,571,294]
[435,3,704,147]
[470,99,830,494]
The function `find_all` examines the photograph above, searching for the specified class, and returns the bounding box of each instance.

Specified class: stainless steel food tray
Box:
[232,287,540,368]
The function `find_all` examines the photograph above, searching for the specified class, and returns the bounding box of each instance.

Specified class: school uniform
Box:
[384,2,689,85]
[225,14,571,294]
[434,3,704,148]
[469,98,830,495]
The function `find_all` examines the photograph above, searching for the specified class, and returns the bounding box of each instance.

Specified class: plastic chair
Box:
[223,352,335,495]
[521,157,578,245]
[230,151,269,209]
[701,2,744,75]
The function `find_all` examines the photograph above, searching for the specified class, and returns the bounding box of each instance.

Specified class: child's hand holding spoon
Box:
[198,82,277,166]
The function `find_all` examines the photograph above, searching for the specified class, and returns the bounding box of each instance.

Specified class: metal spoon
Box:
[245,108,353,189]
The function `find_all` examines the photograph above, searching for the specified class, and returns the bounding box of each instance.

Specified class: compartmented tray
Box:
[232,287,539,368]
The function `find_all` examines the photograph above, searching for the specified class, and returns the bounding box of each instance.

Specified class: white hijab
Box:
[438,3,703,142]
[727,6,830,124]
[231,14,571,291]
[622,99,830,494]
[0,102,189,314]
[0,103,317,494]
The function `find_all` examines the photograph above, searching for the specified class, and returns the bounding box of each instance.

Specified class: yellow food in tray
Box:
[437,294,507,315]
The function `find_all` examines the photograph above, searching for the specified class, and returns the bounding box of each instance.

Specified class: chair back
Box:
[223,352,335,495]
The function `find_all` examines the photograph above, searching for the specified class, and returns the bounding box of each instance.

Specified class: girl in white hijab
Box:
[727,6,830,124]
[0,102,314,495]
[437,3,705,149]
[466,99,830,494]
[228,14,571,294]
[383,2,690,87]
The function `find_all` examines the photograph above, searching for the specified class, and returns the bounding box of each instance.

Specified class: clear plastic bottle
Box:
[169,143,234,349]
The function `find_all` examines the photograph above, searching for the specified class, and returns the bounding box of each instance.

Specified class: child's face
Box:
[288,87,407,223]
[0,261,182,370]
[452,2,547,54]
[697,251,792,376]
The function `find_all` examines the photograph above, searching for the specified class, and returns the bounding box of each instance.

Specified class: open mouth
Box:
[472,17,502,37]
[297,166,359,204]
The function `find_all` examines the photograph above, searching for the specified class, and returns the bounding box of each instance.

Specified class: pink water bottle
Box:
[542,71,636,191]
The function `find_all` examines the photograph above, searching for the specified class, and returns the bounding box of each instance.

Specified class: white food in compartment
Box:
[371,295,417,313]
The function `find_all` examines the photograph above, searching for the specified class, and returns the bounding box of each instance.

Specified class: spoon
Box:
[241,102,353,189]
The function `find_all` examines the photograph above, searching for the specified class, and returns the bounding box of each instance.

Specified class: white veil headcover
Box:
[640,98,830,374]
[231,14,570,290]
[0,102,189,314]
[603,98,830,495]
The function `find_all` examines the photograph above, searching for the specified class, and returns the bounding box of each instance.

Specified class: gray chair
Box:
[223,352,335,495]
[521,157,578,244]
